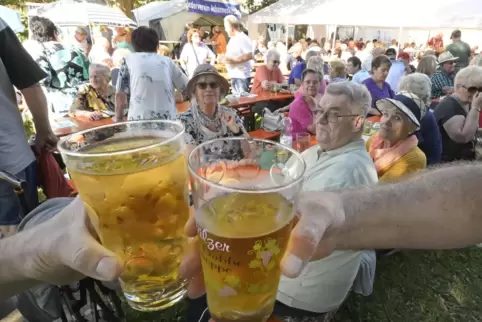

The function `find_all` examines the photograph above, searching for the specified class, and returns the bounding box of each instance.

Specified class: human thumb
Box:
[62,197,123,281]
[281,211,326,278]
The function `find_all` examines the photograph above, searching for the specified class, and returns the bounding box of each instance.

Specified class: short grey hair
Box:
[325,82,372,117]
[89,63,111,79]
[398,73,432,105]
[306,56,324,77]
[455,65,482,87]
[265,49,280,62]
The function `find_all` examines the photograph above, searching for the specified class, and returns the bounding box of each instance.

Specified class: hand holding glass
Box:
[59,121,190,311]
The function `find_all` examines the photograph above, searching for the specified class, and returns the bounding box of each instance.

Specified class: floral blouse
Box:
[179,104,245,160]
[70,84,115,114]
[25,41,89,115]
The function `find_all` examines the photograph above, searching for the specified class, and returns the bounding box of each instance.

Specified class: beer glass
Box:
[188,138,306,322]
[295,132,310,152]
[58,120,190,312]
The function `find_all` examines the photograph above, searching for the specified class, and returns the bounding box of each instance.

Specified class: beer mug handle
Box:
[269,163,288,185]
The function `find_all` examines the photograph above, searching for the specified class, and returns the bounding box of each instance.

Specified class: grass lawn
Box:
[125,248,482,322]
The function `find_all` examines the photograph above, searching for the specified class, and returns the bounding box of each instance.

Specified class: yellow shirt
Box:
[366,136,427,183]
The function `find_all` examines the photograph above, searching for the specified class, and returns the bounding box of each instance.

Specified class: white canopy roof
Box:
[40,2,137,27]
[249,0,482,29]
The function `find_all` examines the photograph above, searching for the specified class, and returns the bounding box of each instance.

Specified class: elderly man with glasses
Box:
[275,82,378,322]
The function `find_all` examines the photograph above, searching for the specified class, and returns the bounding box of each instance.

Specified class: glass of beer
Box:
[188,138,306,322]
[58,120,190,312]
[295,132,310,152]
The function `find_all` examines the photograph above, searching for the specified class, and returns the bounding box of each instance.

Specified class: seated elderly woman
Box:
[289,69,321,138]
[398,73,442,165]
[180,64,246,158]
[69,63,115,120]
[251,48,285,95]
[433,66,482,162]
[328,59,348,83]
[363,55,395,116]
[294,56,327,98]
[275,82,377,322]
[367,93,427,182]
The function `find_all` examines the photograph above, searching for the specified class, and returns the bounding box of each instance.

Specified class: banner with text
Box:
[186,0,241,18]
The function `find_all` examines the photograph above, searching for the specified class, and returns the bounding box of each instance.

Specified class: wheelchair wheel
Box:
[59,278,125,322]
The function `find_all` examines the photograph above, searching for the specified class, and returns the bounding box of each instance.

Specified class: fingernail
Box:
[96,257,119,280]
[282,253,306,277]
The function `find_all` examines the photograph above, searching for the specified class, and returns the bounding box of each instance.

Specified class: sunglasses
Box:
[271,60,280,65]
[197,82,220,89]
[463,85,482,93]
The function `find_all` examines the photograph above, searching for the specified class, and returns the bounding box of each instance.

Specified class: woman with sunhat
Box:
[366,93,427,182]
[179,64,247,159]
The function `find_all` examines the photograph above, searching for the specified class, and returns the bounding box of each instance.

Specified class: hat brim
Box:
[376,98,421,128]
[186,71,230,99]
[438,57,458,64]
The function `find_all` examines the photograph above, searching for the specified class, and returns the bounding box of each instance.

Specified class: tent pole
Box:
[285,24,289,46]
[398,26,403,51]
[331,24,337,53]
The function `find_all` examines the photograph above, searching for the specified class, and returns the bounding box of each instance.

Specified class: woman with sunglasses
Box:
[251,48,285,95]
[433,65,482,162]
[180,64,246,158]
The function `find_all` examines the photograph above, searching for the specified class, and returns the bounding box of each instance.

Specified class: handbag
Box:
[261,108,283,132]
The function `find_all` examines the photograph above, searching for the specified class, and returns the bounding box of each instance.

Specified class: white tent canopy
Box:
[40,2,136,27]
[0,5,24,32]
[249,0,482,29]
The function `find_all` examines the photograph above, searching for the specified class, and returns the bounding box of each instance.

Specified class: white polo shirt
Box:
[226,32,252,79]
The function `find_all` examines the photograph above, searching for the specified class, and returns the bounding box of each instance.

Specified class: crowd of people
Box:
[2,10,482,322]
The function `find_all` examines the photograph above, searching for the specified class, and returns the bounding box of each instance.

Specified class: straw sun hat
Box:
[438,51,458,64]
[186,64,230,98]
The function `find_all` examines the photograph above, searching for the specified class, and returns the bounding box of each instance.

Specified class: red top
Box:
[251,65,284,95]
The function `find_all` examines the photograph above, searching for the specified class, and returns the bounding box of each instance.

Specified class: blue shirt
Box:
[289,62,306,85]
[386,60,406,92]
[416,110,442,166]
[352,70,370,84]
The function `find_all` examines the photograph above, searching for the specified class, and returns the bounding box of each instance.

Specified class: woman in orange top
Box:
[251,49,285,95]
[211,25,227,55]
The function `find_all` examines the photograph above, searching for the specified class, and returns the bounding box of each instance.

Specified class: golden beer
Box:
[197,192,294,322]
[60,121,189,312]
[189,137,305,321]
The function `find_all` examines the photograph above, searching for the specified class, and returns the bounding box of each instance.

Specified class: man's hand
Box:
[29,197,122,285]
[180,191,346,298]
[35,128,58,153]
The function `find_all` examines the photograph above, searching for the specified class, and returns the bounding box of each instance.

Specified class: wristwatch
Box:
[232,128,244,136]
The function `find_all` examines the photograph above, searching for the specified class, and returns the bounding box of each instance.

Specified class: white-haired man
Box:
[223,15,253,94]
[276,82,377,321]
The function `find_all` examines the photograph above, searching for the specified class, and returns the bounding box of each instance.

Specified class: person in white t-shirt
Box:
[223,15,253,94]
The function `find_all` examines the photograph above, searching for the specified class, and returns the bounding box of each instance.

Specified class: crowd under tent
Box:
[132,0,248,42]
[247,0,482,46]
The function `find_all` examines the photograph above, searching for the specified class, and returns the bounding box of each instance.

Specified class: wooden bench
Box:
[248,129,281,140]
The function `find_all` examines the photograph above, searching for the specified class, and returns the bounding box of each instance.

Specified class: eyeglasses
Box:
[463,85,482,93]
[445,61,456,65]
[196,82,220,89]
[314,109,359,123]
[271,60,280,65]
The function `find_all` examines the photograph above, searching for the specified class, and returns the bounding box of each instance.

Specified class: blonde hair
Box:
[416,55,437,77]
[158,45,172,56]
[329,59,346,78]
[455,65,482,88]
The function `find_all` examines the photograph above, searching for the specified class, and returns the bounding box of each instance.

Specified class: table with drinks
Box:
[57,119,307,322]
